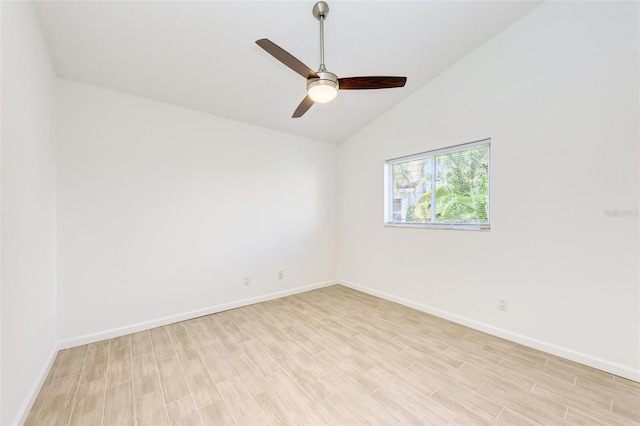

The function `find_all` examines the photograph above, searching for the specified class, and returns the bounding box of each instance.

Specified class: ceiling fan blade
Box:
[256,39,319,79]
[338,76,407,90]
[292,96,315,118]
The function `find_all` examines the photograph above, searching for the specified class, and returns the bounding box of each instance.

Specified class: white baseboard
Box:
[13,344,59,426]
[337,279,640,382]
[58,280,337,350]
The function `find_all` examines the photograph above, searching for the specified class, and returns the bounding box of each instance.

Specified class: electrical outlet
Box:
[498,297,508,311]
[243,277,250,286]
[278,270,284,279]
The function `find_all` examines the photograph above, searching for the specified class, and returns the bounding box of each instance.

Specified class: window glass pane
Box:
[434,146,489,224]
[392,158,433,223]
[385,139,490,229]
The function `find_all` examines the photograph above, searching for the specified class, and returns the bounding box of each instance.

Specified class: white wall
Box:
[338,1,639,379]
[1,2,59,424]
[56,80,338,343]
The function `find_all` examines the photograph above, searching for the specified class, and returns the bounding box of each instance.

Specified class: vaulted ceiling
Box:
[35,1,540,143]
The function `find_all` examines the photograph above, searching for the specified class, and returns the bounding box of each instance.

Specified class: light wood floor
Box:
[26,285,640,425]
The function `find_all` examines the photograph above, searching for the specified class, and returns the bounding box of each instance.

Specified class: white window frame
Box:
[384,139,491,231]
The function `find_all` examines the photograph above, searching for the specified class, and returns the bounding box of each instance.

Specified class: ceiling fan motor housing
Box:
[307,71,339,103]
[312,2,330,20]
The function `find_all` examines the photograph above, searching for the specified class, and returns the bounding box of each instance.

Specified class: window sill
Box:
[384,222,490,231]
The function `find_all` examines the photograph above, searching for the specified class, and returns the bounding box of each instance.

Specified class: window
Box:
[385,139,491,230]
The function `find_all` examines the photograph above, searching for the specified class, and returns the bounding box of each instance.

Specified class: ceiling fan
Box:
[256,1,407,118]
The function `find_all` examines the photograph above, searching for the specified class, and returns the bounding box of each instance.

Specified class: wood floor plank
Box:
[463,330,516,351]
[166,396,203,426]
[320,317,359,338]
[249,328,287,359]
[532,372,612,411]
[106,337,132,388]
[545,356,614,383]
[406,364,504,418]
[316,345,376,377]
[479,383,568,425]
[576,375,640,407]
[459,362,532,392]
[104,381,135,426]
[183,319,214,348]
[498,407,540,425]
[199,400,236,426]
[36,374,80,426]
[240,337,281,376]
[403,344,465,371]
[370,381,456,425]
[256,318,289,343]
[282,324,326,353]
[254,388,304,425]
[167,323,199,362]
[131,331,153,357]
[132,352,161,398]
[498,357,575,388]
[319,394,371,426]
[367,366,434,399]
[315,327,368,356]
[466,356,538,390]
[615,375,640,389]
[199,313,221,330]
[225,349,272,395]
[481,342,548,367]
[135,390,169,426]
[81,342,109,384]
[198,343,236,383]
[216,376,268,425]
[111,335,131,348]
[365,347,415,372]
[322,372,399,425]
[392,332,450,355]
[180,356,221,408]
[218,319,251,343]
[446,345,503,369]
[433,376,504,418]
[208,326,240,354]
[157,356,191,403]
[352,314,399,339]
[68,380,105,426]
[280,343,332,378]
[611,399,640,423]
[271,371,335,425]
[479,377,567,418]
[151,327,177,360]
[566,405,639,426]
[275,354,333,402]
[430,388,500,426]
[409,359,483,392]
[226,309,257,333]
[353,325,406,357]
[450,413,509,426]
[54,346,88,378]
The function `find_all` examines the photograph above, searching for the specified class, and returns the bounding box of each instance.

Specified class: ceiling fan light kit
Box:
[256,1,407,117]
[307,72,339,103]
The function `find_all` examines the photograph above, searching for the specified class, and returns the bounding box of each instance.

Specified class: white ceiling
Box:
[35,1,540,144]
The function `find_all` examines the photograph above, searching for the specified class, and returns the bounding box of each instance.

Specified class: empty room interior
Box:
[2,0,639,425]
